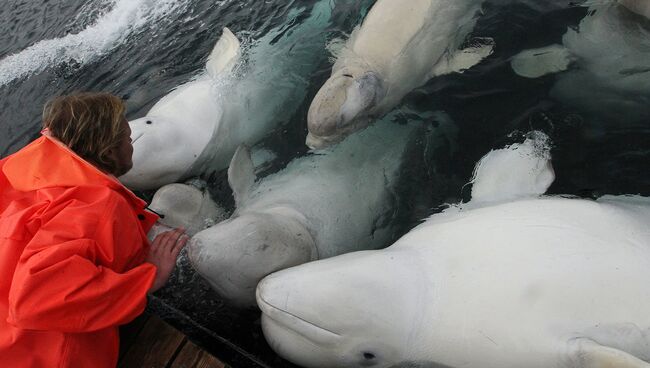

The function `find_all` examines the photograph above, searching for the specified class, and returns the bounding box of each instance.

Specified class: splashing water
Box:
[0,0,190,87]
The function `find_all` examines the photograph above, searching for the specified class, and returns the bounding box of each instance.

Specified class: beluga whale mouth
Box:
[131,132,144,144]
[256,288,342,346]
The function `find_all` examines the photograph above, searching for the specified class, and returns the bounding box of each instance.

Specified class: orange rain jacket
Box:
[0,135,159,367]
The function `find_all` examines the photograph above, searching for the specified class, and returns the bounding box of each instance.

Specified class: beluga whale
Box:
[510,0,650,125]
[256,133,650,368]
[306,0,494,149]
[188,111,429,307]
[120,27,240,190]
[121,0,357,190]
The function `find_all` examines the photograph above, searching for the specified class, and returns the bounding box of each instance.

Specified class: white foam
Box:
[0,0,190,87]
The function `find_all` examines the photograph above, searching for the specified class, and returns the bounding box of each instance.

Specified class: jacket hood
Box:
[3,136,143,205]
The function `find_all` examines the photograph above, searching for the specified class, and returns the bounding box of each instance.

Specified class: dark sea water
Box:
[1,0,649,367]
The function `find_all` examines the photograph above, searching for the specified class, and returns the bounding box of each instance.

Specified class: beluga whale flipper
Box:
[120,27,241,190]
[306,0,494,149]
[188,111,426,307]
[256,132,650,368]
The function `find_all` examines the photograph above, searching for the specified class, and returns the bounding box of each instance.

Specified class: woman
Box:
[0,92,187,367]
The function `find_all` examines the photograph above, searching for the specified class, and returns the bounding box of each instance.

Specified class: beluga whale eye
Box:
[360,351,378,366]
[343,73,354,78]
[146,120,152,125]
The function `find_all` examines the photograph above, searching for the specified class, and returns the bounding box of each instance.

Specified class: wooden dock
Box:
[119,314,229,368]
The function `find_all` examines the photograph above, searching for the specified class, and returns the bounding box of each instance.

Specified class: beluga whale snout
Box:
[306,66,385,149]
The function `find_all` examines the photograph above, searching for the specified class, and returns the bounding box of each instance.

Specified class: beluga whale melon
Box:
[306,0,494,149]
[121,0,351,190]
[188,111,429,307]
[256,132,650,368]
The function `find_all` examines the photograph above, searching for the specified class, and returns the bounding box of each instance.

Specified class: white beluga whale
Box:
[256,133,650,368]
[120,0,350,190]
[120,27,240,190]
[306,0,494,149]
[510,0,650,124]
[188,112,427,307]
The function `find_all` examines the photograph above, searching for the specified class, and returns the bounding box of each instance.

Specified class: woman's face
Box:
[109,117,134,177]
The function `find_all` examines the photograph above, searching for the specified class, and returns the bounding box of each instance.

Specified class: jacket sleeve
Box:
[6,192,157,333]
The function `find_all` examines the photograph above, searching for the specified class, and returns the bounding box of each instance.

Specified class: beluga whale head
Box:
[256,249,422,368]
[187,145,317,307]
[121,113,216,190]
[306,65,385,149]
[189,210,317,307]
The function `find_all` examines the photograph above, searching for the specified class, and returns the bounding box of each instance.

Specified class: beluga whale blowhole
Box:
[306,0,494,149]
[256,132,650,368]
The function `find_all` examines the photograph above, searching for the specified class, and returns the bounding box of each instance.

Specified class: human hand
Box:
[146,228,189,293]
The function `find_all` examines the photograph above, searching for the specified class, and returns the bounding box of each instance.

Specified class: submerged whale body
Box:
[306,0,494,149]
[188,113,426,307]
[256,134,650,368]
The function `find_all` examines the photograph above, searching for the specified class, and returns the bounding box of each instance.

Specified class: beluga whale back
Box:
[306,0,494,149]
[256,132,650,368]
[188,111,427,307]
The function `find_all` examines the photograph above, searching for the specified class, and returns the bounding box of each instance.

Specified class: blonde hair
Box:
[42,92,126,174]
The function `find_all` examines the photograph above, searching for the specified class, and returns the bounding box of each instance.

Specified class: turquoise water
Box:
[1,0,649,366]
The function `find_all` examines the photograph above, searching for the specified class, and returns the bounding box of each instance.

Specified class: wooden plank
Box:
[119,313,151,362]
[118,315,186,368]
[170,340,227,368]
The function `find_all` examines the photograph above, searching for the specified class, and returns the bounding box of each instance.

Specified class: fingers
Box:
[145,227,188,293]
[152,227,187,254]
[171,233,189,258]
